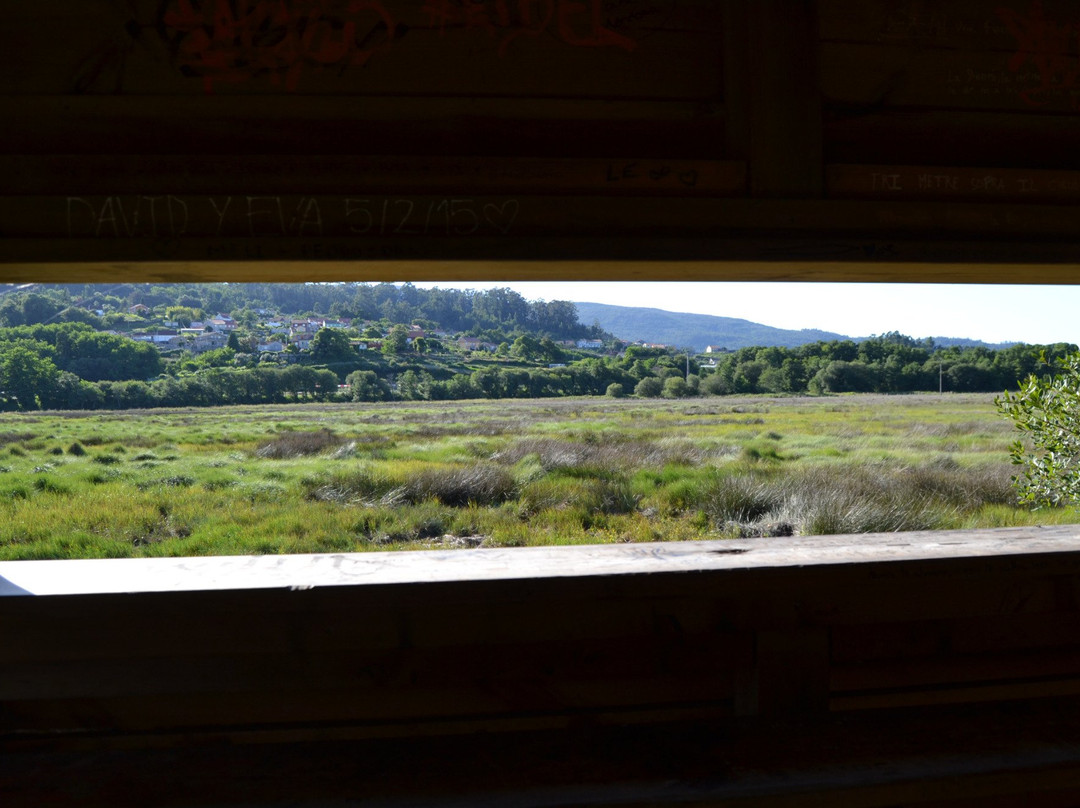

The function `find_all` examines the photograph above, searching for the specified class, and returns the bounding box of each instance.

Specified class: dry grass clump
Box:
[0,432,36,447]
[303,466,393,503]
[385,463,517,507]
[256,429,345,459]
[306,462,517,508]
[710,462,1017,537]
[492,437,729,474]
[518,476,639,517]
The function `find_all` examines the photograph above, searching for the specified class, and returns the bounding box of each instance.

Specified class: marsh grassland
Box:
[0,394,1073,560]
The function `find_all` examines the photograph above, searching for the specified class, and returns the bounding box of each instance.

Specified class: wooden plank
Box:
[951,612,1080,655]
[746,0,822,196]
[819,0,1079,53]
[5,699,1080,806]
[4,528,1080,598]
[831,678,1080,711]
[824,109,1080,168]
[819,42,1080,113]
[7,194,1080,270]
[8,244,1080,279]
[735,627,831,716]
[830,648,1080,693]
[832,620,953,665]
[819,0,1080,114]
[0,156,746,196]
[829,164,1080,203]
[9,195,1080,245]
[0,96,725,156]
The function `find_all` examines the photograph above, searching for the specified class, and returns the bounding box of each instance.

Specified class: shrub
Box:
[33,477,71,495]
[0,432,36,447]
[605,383,625,398]
[136,475,196,490]
[701,472,782,524]
[303,466,393,503]
[773,465,960,535]
[996,351,1080,508]
[256,429,345,459]
[634,377,663,398]
[387,463,517,507]
[701,374,730,396]
[662,377,690,399]
[67,442,86,456]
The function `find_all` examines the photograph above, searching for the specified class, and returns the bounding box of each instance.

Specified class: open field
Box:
[0,394,1075,560]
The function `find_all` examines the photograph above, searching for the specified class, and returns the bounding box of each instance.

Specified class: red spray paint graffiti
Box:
[420,0,637,56]
[162,0,397,93]
[997,0,1080,107]
[160,0,638,93]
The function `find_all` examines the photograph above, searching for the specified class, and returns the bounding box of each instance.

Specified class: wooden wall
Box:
[3,0,1080,278]
[3,528,1080,806]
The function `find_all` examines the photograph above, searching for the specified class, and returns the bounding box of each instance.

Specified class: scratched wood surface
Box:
[819,0,1080,172]
[819,0,1080,113]
[4,0,1080,273]
[2,0,721,97]
[0,0,724,161]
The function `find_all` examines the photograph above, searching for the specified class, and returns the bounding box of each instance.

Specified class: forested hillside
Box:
[0,283,593,340]
[574,302,848,351]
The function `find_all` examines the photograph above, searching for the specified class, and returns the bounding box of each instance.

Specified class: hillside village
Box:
[122,309,611,359]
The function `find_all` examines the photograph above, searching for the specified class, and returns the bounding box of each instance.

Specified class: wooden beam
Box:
[746,0,823,197]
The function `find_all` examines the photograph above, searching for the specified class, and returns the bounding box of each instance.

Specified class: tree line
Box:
[699,334,1078,395]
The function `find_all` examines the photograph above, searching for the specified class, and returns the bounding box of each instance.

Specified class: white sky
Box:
[412,282,1080,345]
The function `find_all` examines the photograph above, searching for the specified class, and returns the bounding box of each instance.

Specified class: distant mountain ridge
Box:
[573,302,1016,352]
[574,302,847,352]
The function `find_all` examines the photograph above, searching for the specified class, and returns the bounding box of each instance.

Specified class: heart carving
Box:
[483,200,520,234]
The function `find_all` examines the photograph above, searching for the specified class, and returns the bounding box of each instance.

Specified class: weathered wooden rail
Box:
[3,526,1080,806]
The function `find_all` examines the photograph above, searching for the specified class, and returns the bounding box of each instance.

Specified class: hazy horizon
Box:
[412,282,1080,346]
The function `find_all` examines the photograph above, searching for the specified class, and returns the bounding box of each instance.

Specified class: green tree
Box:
[0,344,60,410]
[310,327,357,363]
[382,324,409,356]
[345,370,390,402]
[634,377,663,397]
[701,372,730,396]
[996,351,1080,508]
[165,306,203,327]
[662,376,690,398]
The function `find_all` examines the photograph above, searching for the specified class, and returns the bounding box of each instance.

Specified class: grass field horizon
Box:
[1,393,1074,560]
